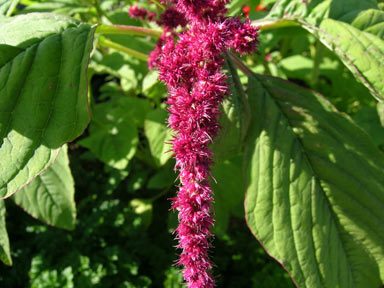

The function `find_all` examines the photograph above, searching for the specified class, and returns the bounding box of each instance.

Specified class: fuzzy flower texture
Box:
[130,1,258,287]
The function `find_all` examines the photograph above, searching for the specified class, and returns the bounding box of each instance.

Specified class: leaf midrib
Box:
[0,34,65,191]
[251,74,355,286]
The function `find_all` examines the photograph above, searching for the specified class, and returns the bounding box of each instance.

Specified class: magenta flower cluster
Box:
[131,1,258,287]
[128,4,155,22]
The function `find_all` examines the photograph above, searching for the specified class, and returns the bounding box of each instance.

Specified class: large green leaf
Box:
[0,0,18,16]
[0,14,95,198]
[260,0,384,101]
[12,145,76,230]
[244,74,384,287]
[0,201,11,265]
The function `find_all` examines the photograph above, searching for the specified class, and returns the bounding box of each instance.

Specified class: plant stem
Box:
[98,37,149,61]
[151,0,166,10]
[254,19,299,31]
[310,40,323,86]
[93,0,109,23]
[151,186,172,202]
[228,51,254,76]
[96,25,162,38]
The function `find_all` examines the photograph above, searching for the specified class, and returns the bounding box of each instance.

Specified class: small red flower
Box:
[242,5,250,17]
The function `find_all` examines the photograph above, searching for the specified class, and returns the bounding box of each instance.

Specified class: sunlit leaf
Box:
[245,74,384,287]
[261,0,384,101]
[0,14,94,198]
[12,145,76,230]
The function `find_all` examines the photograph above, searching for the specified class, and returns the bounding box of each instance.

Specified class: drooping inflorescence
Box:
[130,1,258,287]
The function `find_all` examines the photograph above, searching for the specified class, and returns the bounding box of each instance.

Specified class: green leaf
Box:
[90,51,141,90]
[12,145,76,230]
[268,0,377,22]
[142,70,167,100]
[212,56,250,161]
[227,0,248,16]
[144,109,173,167]
[211,155,245,235]
[278,55,375,113]
[353,106,384,147]
[104,165,130,193]
[0,0,18,16]
[19,0,90,15]
[347,9,384,39]
[244,74,384,288]
[92,9,156,91]
[164,267,183,288]
[99,85,152,127]
[147,161,174,189]
[316,19,384,101]
[129,198,153,229]
[0,14,94,198]
[79,100,139,170]
[0,44,23,66]
[263,0,384,101]
[378,102,384,127]
[0,201,11,265]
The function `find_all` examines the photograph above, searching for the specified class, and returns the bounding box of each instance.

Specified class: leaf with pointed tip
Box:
[261,0,384,101]
[0,201,11,266]
[244,74,384,288]
[12,145,76,230]
[0,14,94,198]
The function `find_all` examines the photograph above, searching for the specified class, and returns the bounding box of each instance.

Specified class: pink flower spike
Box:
[133,0,259,287]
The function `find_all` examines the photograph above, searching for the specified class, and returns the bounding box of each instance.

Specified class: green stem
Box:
[228,51,254,76]
[310,40,323,86]
[254,19,299,31]
[280,38,291,58]
[151,0,166,10]
[96,25,162,38]
[98,36,149,61]
[263,62,272,76]
[150,186,172,202]
[93,0,105,23]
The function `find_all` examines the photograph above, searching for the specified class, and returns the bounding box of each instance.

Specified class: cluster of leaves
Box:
[0,0,383,287]
[0,144,293,286]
